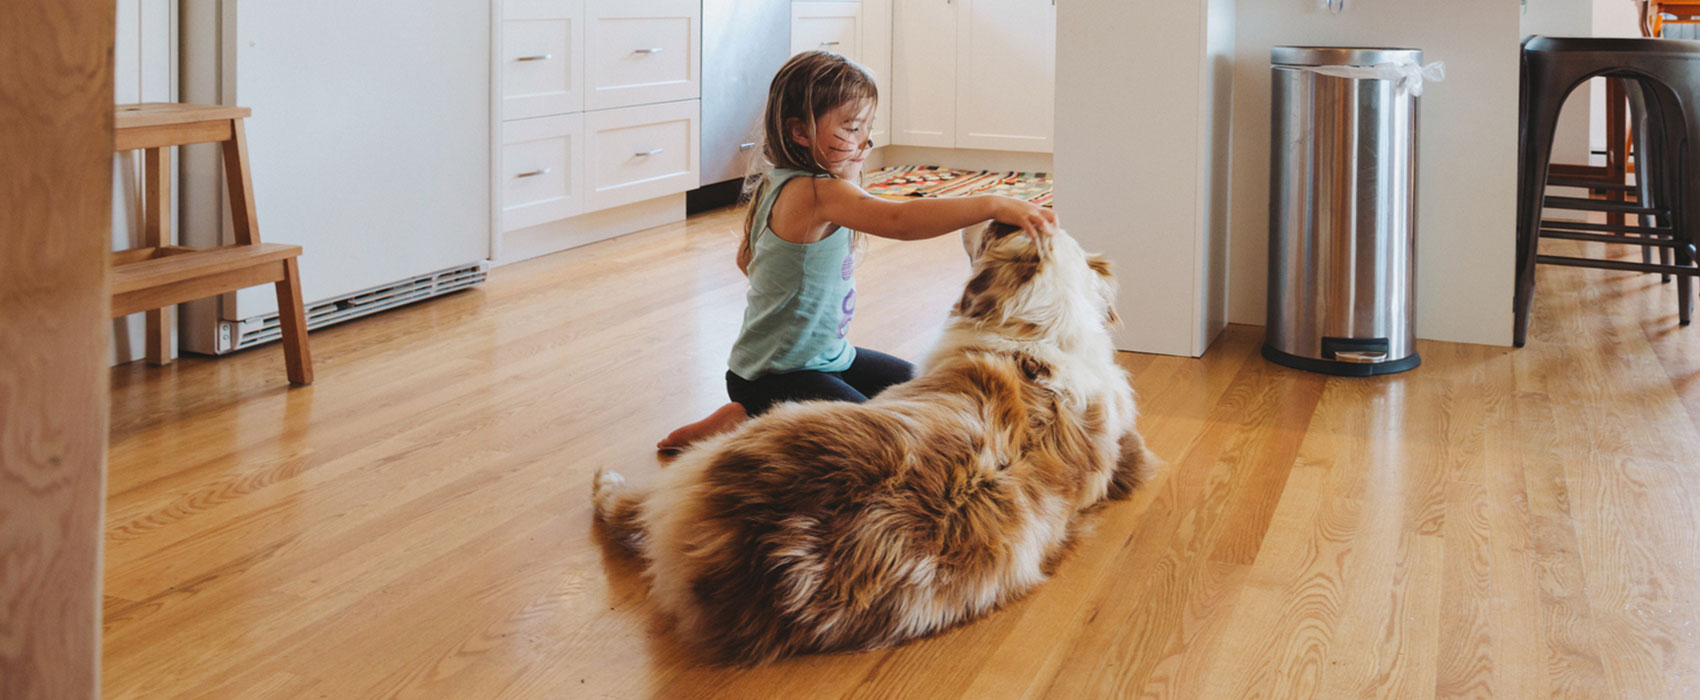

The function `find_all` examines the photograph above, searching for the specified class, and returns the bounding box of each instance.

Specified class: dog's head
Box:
[955,222,1118,340]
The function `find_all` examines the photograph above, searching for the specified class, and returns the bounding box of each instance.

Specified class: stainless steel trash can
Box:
[1264,46,1422,376]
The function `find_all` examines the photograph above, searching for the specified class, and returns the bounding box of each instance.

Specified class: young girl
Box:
[658,50,1058,451]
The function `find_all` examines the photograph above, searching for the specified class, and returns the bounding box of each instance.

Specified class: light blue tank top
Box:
[727,168,857,381]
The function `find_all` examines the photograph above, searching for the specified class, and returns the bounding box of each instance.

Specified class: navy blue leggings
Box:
[726,347,915,417]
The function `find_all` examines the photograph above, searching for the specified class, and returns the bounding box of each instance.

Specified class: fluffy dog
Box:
[592,222,1159,665]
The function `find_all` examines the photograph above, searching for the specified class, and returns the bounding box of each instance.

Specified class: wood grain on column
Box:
[0,0,113,698]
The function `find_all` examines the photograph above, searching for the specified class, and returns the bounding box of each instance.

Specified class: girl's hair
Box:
[737,51,878,274]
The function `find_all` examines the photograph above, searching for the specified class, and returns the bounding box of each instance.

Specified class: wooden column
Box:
[0,0,113,698]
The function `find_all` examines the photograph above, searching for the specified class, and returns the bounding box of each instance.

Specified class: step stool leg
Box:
[221,118,259,246]
[144,146,172,365]
[274,257,313,385]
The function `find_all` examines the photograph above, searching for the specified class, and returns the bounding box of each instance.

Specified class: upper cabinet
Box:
[893,0,1055,153]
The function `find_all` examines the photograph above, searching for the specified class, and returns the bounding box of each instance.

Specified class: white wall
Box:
[1055,1,1235,357]
[1226,0,1520,347]
[112,0,176,365]
[1589,0,1644,152]
[1521,0,1595,165]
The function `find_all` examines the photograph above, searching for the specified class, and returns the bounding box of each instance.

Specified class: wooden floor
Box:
[104,207,1700,699]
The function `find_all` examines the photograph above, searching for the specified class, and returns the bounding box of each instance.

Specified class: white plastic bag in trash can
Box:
[1294,60,1447,96]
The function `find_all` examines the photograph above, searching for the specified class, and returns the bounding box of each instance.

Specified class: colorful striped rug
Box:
[863,166,1053,206]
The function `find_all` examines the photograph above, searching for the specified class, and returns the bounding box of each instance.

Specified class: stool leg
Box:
[1662,240,1674,283]
[222,118,259,246]
[144,147,172,365]
[1516,103,1563,347]
[275,257,313,385]
[1679,246,1694,325]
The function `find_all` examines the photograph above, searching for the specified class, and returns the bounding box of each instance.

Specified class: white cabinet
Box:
[955,0,1055,152]
[791,2,862,63]
[502,113,586,231]
[892,0,1054,152]
[891,0,958,148]
[790,1,892,147]
[585,100,701,211]
[503,0,585,120]
[862,0,892,147]
[585,0,700,110]
[495,0,701,255]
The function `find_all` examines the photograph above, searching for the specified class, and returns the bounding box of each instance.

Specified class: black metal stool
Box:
[1516,36,1700,346]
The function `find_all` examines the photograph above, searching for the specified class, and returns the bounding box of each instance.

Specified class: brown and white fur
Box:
[592,222,1160,666]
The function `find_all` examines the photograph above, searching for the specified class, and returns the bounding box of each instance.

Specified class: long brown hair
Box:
[737,51,878,274]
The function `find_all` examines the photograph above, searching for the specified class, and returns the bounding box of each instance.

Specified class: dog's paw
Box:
[591,468,626,517]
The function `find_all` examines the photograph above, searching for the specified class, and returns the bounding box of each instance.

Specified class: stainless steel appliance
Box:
[700,0,791,190]
[1265,46,1422,376]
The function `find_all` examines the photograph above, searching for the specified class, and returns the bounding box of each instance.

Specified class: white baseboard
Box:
[494,193,687,266]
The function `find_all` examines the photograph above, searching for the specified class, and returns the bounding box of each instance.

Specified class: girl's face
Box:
[792,100,874,178]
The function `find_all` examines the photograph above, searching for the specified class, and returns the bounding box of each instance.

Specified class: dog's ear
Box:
[985,221,1024,243]
[955,256,1039,321]
[1087,255,1112,278]
[1085,254,1119,325]
[969,221,1023,259]
[956,268,1000,319]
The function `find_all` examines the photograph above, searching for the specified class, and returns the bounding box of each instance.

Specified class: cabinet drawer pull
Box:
[820,41,841,47]
[633,47,665,55]
[635,148,664,157]
[515,54,553,62]
[739,142,757,151]
[515,168,552,178]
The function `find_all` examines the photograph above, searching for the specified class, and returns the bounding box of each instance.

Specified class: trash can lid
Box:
[1271,46,1422,67]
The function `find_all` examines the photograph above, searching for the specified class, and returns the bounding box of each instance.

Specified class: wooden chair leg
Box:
[274,257,313,385]
[144,146,172,365]
[145,308,171,366]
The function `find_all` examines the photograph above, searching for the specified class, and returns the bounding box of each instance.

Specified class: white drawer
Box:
[502,113,586,232]
[791,2,862,64]
[585,100,699,211]
[503,0,586,120]
[586,0,700,110]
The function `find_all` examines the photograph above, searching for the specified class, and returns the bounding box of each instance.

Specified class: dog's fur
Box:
[592,222,1159,665]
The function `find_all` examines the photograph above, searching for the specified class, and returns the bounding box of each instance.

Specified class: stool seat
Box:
[111,102,312,385]
[111,243,302,316]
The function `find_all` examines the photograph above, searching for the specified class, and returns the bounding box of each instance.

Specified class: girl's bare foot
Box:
[657,402,748,453]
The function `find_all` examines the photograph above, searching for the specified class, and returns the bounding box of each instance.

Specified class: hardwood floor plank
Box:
[1040,358,1326,698]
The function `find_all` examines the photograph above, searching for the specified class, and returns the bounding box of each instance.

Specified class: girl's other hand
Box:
[990,196,1059,244]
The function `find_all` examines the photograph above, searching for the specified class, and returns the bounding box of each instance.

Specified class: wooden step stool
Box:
[112,103,312,385]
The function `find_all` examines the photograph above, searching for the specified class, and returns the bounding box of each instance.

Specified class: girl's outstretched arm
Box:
[807,177,1057,241]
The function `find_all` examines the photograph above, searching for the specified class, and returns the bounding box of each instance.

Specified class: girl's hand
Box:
[990,196,1059,243]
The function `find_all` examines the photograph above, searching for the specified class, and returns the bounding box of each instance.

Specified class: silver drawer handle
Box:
[633,47,665,54]
[515,168,551,178]
[515,54,552,62]
[820,41,840,46]
[635,148,664,157]
[738,142,757,151]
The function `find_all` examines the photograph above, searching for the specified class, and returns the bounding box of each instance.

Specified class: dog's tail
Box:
[591,469,645,553]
